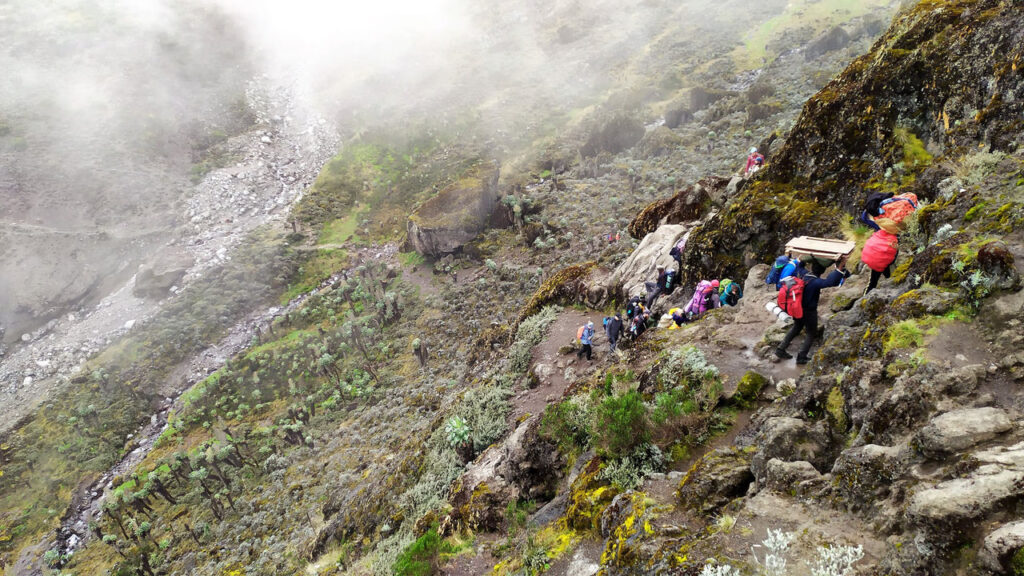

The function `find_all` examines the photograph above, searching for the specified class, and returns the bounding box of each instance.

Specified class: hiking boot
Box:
[775,349,793,360]
[795,356,810,365]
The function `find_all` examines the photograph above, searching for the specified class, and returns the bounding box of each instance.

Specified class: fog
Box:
[0,0,673,342]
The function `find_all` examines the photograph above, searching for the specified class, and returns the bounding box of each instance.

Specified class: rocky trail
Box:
[0,77,340,436]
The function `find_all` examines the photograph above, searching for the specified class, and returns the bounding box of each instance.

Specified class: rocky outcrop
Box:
[914,407,1013,459]
[636,126,684,159]
[628,177,721,239]
[749,417,836,484]
[804,26,851,59]
[446,415,564,532]
[979,521,1024,573]
[407,162,500,257]
[133,250,194,299]
[908,442,1024,532]
[580,116,644,158]
[677,448,754,513]
[607,224,686,301]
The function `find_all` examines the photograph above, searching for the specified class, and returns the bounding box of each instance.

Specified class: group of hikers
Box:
[574,164,919,366]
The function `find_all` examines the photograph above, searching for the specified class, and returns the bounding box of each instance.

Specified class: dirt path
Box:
[512,309,608,422]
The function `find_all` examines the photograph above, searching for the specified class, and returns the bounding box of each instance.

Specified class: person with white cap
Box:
[577,320,596,361]
[744,147,765,177]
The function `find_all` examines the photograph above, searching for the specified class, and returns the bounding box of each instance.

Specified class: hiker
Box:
[744,147,765,177]
[775,257,851,365]
[577,321,595,361]
[625,295,645,320]
[861,230,899,294]
[682,279,720,320]
[766,254,808,290]
[645,265,677,308]
[606,313,623,352]
[629,311,650,339]
[719,278,743,306]
[668,307,687,329]
[859,192,917,294]
[669,233,689,267]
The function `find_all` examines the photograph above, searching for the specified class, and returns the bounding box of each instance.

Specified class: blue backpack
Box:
[776,260,807,290]
[765,255,791,287]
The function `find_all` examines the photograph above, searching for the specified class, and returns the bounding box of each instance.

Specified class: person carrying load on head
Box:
[775,256,851,365]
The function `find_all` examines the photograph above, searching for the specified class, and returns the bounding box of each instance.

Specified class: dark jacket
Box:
[801,270,849,315]
[607,316,623,340]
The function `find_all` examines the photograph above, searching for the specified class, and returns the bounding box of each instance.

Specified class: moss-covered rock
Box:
[680,182,844,286]
[677,448,753,514]
[628,177,721,239]
[566,458,619,533]
[407,162,500,257]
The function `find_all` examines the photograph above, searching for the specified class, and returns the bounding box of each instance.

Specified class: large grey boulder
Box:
[763,459,822,494]
[750,417,834,483]
[133,250,194,299]
[979,521,1024,573]
[407,163,499,257]
[915,407,1012,458]
[908,442,1024,530]
[607,224,686,300]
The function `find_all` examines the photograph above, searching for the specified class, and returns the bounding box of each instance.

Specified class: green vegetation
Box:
[734,0,891,68]
[392,524,470,576]
[593,390,650,459]
[280,248,349,304]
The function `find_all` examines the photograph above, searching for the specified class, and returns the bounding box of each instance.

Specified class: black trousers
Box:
[577,343,592,360]
[645,282,662,308]
[778,313,818,361]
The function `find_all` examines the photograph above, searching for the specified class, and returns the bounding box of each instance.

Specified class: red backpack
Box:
[777,276,805,319]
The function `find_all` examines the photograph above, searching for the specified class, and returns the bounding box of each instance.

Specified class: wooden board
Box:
[784,236,855,260]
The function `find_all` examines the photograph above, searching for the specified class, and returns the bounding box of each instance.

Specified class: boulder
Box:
[979,521,1024,573]
[407,163,500,257]
[629,177,722,238]
[637,126,684,158]
[907,469,1024,529]
[804,26,851,59]
[447,415,564,531]
[914,407,1012,458]
[678,448,754,513]
[607,224,687,300]
[750,417,834,484]
[763,459,822,494]
[133,249,194,299]
[832,444,909,505]
[908,441,1024,531]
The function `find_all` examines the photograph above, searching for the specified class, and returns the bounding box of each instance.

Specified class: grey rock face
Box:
[607,224,687,301]
[979,521,1024,573]
[915,407,1012,458]
[133,250,194,299]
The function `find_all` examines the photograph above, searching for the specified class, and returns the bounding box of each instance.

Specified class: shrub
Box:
[592,390,649,458]
[508,306,559,375]
[460,385,513,452]
[540,396,592,455]
[599,443,665,490]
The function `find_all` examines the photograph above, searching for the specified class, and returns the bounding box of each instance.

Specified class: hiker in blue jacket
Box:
[775,257,851,365]
[577,321,596,361]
